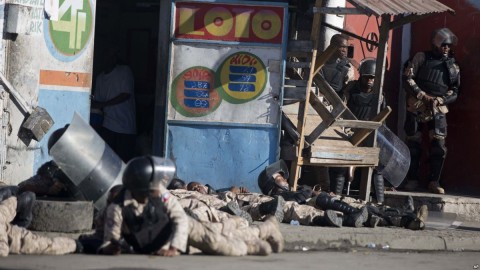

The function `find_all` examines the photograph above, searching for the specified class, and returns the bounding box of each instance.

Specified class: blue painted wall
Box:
[167,123,278,192]
[33,89,90,172]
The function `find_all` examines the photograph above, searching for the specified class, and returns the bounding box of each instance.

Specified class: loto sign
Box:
[175,2,284,44]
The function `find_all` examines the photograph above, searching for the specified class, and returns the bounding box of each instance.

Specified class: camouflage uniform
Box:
[178,197,248,227]
[103,185,283,256]
[172,189,352,226]
[0,197,77,257]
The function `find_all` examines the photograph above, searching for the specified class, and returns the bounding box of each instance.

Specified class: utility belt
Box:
[406,93,448,137]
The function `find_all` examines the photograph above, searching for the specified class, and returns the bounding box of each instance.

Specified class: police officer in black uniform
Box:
[402,28,460,194]
[342,58,386,204]
[319,34,355,98]
[258,160,368,227]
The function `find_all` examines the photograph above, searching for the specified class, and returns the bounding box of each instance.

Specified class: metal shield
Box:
[376,125,410,188]
[49,112,125,210]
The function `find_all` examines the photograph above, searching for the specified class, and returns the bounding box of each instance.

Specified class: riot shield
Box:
[376,125,410,188]
[49,113,125,210]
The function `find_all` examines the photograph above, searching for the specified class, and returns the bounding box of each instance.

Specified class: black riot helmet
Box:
[359,58,376,77]
[258,160,289,195]
[47,125,69,154]
[432,28,458,48]
[122,156,176,192]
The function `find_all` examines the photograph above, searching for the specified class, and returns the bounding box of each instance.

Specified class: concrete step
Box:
[384,191,480,222]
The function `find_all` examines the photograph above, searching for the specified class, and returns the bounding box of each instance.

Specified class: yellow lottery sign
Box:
[216,52,267,104]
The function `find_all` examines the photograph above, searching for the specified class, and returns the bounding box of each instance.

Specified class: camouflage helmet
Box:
[359,58,376,77]
[122,156,176,192]
[432,28,458,48]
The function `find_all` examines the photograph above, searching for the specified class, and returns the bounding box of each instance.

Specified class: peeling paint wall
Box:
[1,0,95,184]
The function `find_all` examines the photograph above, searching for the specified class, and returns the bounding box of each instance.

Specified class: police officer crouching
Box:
[99,156,179,256]
[100,155,284,256]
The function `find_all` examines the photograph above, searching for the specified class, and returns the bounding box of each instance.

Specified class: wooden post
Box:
[289,0,324,191]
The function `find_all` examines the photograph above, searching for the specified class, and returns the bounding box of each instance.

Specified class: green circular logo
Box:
[47,0,93,56]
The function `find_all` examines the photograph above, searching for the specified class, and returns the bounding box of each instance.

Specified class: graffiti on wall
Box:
[43,0,93,62]
[7,0,44,34]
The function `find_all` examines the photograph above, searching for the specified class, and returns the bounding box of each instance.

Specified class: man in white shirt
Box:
[92,49,136,162]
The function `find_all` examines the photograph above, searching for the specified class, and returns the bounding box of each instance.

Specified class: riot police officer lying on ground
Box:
[258,160,428,230]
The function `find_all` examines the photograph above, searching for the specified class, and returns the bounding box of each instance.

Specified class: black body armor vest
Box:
[320,58,350,93]
[347,83,377,121]
[115,190,172,254]
[416,52,459,97]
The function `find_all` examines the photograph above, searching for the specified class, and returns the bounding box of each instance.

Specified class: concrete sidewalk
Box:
[279,191,480,252]
[280,221,480,252]
[35,191,480,253]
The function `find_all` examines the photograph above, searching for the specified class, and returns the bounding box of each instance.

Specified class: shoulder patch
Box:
[161,192,170,202]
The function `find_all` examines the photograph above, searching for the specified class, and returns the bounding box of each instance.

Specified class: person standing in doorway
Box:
[402,28,460,194]
[92,47,136,162]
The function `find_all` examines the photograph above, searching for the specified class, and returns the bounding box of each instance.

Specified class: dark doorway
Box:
[92,0,160,157]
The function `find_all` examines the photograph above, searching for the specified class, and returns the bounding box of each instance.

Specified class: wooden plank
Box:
[310,145,379,160]
[287,51,311,58]
[307,90,334,122]
[281,111,300,142]
[333,119,382,129]
[305,92,346,144]
[284,79,308,87]
[283,87,306,102]
[307,146,379,166]
[287,40,313,52]
[349,106,392,146]
[313,44,338,74]
[286,61,311,68]
[313,75,346,110]
[280,144,297,161]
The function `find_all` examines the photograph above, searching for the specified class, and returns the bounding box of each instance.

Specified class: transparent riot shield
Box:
[49,113,125,210]
[376,125,410,188]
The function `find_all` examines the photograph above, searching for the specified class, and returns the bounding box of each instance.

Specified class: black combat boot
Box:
[315,192,368,227]
[0,186,18,201]
[373,172,384,204]
[220,201,253,224]
[258,196,285,223]
[312,210,343,227]
[12,191,36,228]
[330,168,346,195]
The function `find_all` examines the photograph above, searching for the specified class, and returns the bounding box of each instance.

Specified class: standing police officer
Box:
[402,28,460,194]
[319,34,355,99]
[343,58,386,204]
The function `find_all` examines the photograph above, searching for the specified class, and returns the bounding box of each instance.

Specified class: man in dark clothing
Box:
[402,28,460,194]
[332,58,386,204]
